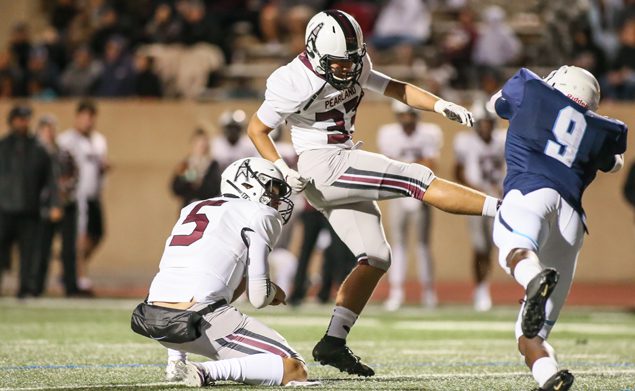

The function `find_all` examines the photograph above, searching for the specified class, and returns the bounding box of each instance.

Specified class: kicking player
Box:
[141,158,308,387]
[247,9,500,376]
[453,102,506,311]
[491,66,627,390]
[378,101,443,310]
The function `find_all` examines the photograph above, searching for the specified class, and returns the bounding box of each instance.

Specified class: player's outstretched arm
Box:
[423,177,499,217]
[247,113,307,192]
[383,79,474,127]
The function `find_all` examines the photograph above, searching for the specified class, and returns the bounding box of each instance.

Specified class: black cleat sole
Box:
[522,268,559,339]
[538,369,574,391]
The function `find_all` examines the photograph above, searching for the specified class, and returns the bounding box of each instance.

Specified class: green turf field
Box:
[0,299,634,390]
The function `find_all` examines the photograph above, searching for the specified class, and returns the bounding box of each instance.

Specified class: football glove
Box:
[274,158,307,192]
[434,99,474,127]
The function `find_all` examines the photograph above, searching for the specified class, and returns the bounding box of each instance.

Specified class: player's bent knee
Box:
[506,248,536,274]
[362,255,391,272]
[281,358,308,385]
[405,163,436,199]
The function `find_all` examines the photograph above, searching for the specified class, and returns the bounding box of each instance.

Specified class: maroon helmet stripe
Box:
[326,10,357,52]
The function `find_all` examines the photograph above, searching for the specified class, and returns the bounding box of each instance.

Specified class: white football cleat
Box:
[165,359,186,382]
[474,283,492,312]
[183,362,213,387]
[383,295,403,312]
[422,289,438,309]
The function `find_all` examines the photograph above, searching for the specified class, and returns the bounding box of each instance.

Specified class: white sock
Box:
[532,356,559,387]
[326,306,358,340]
[514,258,542,289]
[200,354,284,386]
[481,196,500,217]
[167,348,186,363]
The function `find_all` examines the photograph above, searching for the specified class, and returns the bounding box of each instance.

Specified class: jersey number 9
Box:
[544,106,586,168]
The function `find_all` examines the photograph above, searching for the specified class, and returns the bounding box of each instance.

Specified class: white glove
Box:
[609,153,624,173]
[434,99,474,127]
[274,159,307,192]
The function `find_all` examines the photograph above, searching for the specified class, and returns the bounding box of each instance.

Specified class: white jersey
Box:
[453,129,506,194]
[211,135,258,172]
[57,128,107,200]
[256,52,391,154]
[148,197,282,304]
[377,122,443,163]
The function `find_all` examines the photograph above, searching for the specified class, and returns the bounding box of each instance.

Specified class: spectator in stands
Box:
[442,6,478,88]
[179,0,221,46]
[25,46,60,100]
[260,1,324,55]
[66,4,97,54]
[587,0,624,60]
[602,17,635,100]
[93,36,135,97]
[370,0,431,65]
[0,104,58,298]
[90,6,125,57]
[60,46,102,97]
[34,114,81,297]
[0,50,23,98]
[41,26,68,73]
[144,2,182,44]
[570,22,608,79]
[57,100,109,295]
[211,109,258,172]
[9,22,32,74]
[624,160,635,220]
[171,128,221,208]
[133,54,162,97]
[472,5,521,70]
[50,0,78,36]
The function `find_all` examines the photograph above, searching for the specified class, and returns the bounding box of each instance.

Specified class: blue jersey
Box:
[495,68,628,216]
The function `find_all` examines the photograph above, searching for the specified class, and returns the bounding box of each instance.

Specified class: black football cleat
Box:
[535,369,574,391]
[522,268,559,339]
[312,337,375,377]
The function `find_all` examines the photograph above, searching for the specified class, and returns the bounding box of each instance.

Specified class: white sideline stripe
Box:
[4,369,635,390]
[0,382,177,391]
[394,321,635,335]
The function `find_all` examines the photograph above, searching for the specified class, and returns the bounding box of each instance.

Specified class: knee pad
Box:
[404,163,436,200]
[358,252,391,272]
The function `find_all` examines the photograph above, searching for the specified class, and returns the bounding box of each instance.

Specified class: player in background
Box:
[211,110,258,172]
[453,102,506,311]
[377,101,443,310]
[247,10,501,376]
[491,66,627,391]
[142,157,309,387]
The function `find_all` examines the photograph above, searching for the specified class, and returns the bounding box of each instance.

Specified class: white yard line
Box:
[4,369,635,390]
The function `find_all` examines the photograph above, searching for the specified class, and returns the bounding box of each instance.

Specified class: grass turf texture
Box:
[0,299,634,390]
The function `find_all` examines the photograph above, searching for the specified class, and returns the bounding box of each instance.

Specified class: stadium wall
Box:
[0,100,633,291]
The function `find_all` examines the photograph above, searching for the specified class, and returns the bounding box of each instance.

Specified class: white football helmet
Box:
[544,65,600,111]
[305,10,366,90]
[220,158,293,223]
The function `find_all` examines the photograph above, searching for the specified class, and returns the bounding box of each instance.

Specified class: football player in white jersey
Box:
[211,110,259,172]
[378,101,443,311]
[454,102,506,312]
[247,10,501,376]
[139,158,308,387]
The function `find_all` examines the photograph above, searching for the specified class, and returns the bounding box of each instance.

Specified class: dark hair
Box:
[7,104,32,123]
[76,99,97,114]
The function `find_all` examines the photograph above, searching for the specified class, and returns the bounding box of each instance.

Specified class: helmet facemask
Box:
[319,46,366,90]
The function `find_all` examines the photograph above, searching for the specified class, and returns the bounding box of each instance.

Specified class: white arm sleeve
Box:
[359,54,391,94]
[245,210,282,309]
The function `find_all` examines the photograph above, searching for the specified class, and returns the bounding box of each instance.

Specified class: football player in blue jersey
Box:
[490,65,627,391]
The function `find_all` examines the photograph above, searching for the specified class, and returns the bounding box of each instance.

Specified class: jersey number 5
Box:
[169,200,226,246]
[544,106,586,167]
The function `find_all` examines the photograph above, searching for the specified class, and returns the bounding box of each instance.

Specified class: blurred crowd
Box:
[2,0,635,101]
